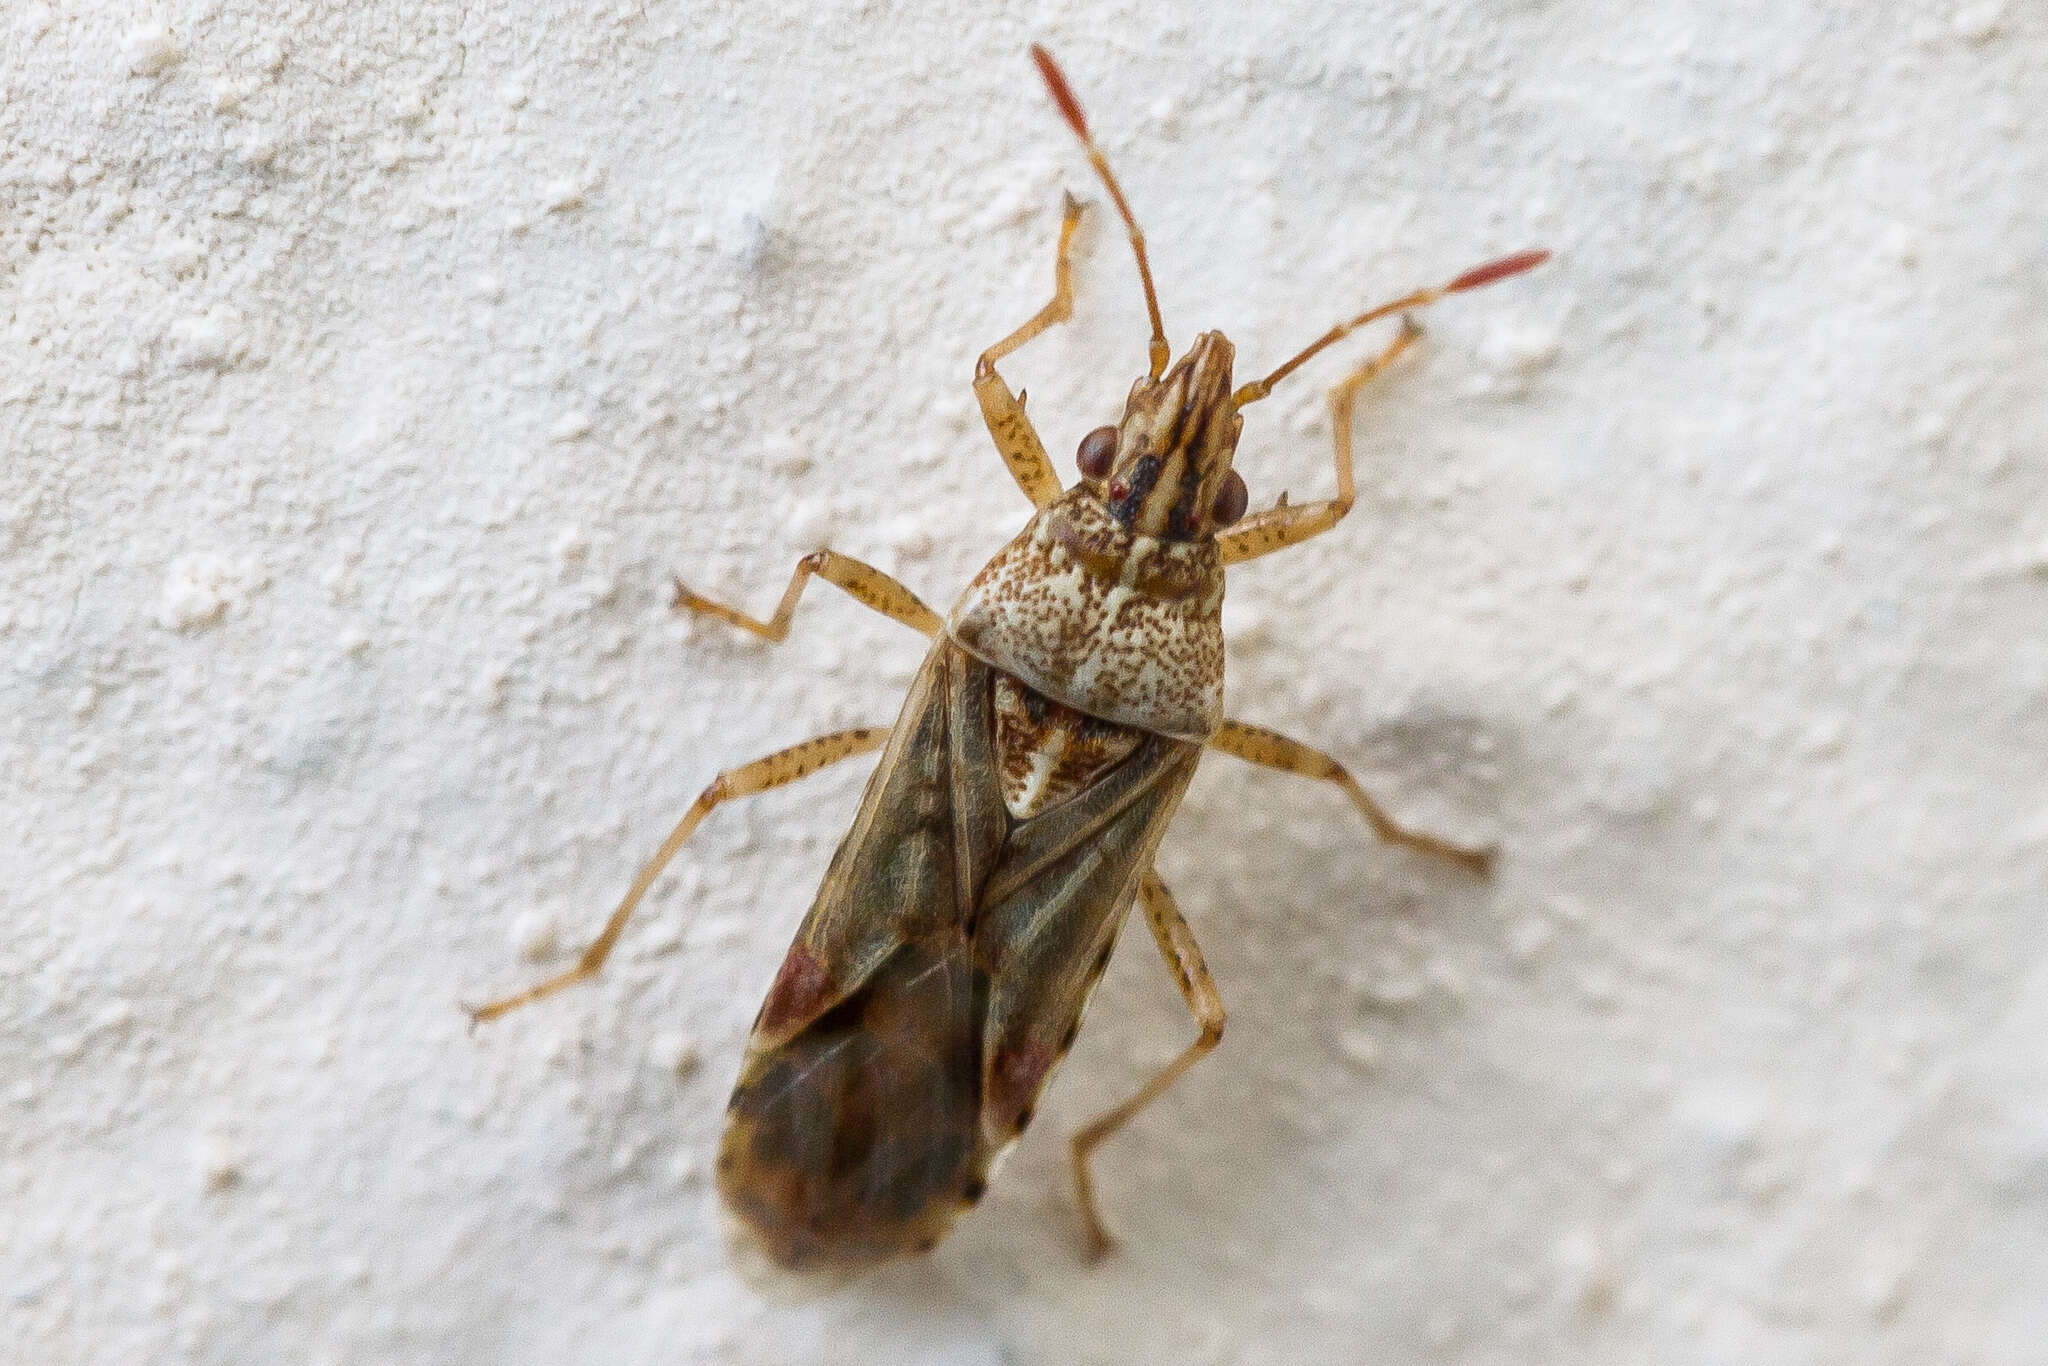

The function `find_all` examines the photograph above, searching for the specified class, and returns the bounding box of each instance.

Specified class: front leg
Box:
[1220,248,1549,565]
[1216,318,1422,566]
[972,194,1086,510]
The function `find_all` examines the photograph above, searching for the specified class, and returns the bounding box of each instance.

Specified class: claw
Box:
[1082,1225,1119,1265]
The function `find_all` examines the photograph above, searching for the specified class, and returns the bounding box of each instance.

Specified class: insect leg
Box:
[978,190,1085,377]
[1215,318,1423,566]
[1069,869,1225,1262]
[1220,247,1549,564]
[672,550,940,641]
[1207,719,1494,873]
[464,727,892,1025]
[971,193,1084,510]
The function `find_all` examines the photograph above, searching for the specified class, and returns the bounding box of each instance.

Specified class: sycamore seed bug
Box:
[468,44,1548,1281]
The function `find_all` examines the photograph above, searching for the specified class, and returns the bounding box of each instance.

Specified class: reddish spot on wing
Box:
[989,1041,1057,1131]
[757,945,833,1035]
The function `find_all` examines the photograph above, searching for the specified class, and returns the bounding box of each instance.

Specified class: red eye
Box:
[1076,426,1117,479]
[1211,470,1248,527]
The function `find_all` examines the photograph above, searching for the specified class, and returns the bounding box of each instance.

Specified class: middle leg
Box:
[672,549,940,643]
[1208,719,1494,873]
[465,727,891,1025]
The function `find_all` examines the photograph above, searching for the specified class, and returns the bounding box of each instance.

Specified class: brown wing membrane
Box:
[743,640,1008,1052]
[976,733,1199,1143]
[718,638,1199,1276]
[718,640,1005,1274]
[719,935,985,1274]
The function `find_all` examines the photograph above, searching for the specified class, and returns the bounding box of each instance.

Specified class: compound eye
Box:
[1076,426,1118,480]
[1211,470,1249,528]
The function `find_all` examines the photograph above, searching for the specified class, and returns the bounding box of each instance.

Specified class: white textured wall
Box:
[8,2,2045,1362]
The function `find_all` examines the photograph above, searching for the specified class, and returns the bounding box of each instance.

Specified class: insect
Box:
[468,45,1546,1279]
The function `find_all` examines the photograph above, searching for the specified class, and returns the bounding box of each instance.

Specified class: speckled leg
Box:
[972,194,1085,509]
[1216,319,1423,566]
[672,550,940,641]
[464,728,891,1025]
[1208,719,1494,873]
[1070,869,1225,1262]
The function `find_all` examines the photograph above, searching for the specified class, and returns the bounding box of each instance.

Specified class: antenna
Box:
[1030,45,1172,380]
[1233,250,1551,406]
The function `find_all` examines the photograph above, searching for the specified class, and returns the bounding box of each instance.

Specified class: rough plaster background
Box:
[7,1,2046,1362]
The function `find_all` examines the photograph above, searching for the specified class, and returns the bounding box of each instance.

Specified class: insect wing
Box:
[974,733,1200,1145]
[717,641,1005,1273]
[742,641,1006,1051]
[716,640,1200,1276]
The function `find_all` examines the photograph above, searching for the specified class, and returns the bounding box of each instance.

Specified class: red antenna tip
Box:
[1030,44,1091,141]
[1447,249,1551,294]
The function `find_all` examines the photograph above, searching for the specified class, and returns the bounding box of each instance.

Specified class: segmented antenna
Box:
[1030,45,1172,381]
[1233,249,1551,406]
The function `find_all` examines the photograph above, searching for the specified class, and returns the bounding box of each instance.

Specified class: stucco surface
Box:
[6,2,2045,1362]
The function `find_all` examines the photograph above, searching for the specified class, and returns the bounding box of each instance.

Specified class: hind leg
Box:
[1069,869,1225,1261]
